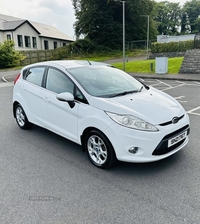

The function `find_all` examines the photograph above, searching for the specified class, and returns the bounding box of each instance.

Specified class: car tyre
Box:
[85,130,117,169]
[15,104,33,129]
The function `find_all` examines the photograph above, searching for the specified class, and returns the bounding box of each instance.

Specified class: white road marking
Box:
[162,83,185,91]
[157,79,172,88]
[1,76,8,83]
[184,83,200,86]
[174,96,185,99]
[187,106,200,115]
[174,96,187,103]
[178,101,187,103]
[147,79,186,91]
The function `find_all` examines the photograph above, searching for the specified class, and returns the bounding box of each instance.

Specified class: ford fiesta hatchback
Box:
[13,60,190,168]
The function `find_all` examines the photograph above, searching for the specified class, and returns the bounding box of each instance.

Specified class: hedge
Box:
[151,40,194,53]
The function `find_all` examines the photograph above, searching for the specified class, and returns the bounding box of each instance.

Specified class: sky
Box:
[0,0,187,40]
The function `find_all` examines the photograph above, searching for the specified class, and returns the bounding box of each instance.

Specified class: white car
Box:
[13,60,190,168]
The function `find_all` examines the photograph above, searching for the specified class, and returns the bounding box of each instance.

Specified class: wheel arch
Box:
[13,101,20,118]
[81,127,98,151]
[13,102,33,129]
[81,127,117,168]
[81,126,116,156]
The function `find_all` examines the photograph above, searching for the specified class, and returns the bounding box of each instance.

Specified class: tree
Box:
[182,0,200,33]
[154,1,182,35]
[0,40,25,68]
[180,10,188,34]
[72,0,157,49]
[124,0,158,41]
[72,0,121,49]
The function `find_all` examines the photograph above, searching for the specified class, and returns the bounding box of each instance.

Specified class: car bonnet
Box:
[88,88,185,125]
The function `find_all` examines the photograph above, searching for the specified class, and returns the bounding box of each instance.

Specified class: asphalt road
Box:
[0,79,200,223]
[0,70,20,83]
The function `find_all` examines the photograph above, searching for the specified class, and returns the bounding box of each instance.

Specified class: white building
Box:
[157,34,195,43]
[0,14,74,51]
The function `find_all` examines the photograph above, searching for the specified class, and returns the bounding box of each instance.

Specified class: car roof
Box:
[22,60,110,70]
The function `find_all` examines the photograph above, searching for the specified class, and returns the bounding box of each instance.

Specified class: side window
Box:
[46,68,74,94]
[24,67,45,86]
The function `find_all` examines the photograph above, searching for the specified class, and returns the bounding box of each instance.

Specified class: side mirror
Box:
[56,92,75,108]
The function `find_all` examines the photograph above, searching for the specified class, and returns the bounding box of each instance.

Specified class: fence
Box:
[20,46,71,65]
[126,39,157,50]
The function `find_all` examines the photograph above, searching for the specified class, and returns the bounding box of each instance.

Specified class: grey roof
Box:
[0,14,73,41]
[2,20,25,30]
[30,21,73,41]
[0,14,20,29]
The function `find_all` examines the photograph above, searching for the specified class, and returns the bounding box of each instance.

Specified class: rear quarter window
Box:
[24,67,45,86]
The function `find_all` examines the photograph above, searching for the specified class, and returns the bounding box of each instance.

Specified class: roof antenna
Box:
[72,45,92,65]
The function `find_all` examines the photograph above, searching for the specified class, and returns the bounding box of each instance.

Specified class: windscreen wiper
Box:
[110,90,138,98]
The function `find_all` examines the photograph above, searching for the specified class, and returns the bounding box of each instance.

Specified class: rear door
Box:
[21,66,46,125]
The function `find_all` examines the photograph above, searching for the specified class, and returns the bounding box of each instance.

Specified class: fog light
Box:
[129,147,139,154]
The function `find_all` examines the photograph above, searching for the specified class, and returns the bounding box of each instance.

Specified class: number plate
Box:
[168,130,187,147]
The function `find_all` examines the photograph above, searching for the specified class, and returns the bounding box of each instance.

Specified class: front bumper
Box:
[103,113,190,163]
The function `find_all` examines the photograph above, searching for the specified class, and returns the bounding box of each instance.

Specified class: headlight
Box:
[106,112,158,132]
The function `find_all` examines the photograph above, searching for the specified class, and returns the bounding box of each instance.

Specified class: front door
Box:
[41,67,79,142]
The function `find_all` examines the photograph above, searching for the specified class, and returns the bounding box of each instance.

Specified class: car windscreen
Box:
[68,66,143,98]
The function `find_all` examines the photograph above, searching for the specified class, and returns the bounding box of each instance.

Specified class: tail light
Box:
[14,73,21,84]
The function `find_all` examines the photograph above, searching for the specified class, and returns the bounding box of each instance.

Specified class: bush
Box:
[70,39,96,55]
[0,40,25,68]
[151,40,194,53]
[69,39,112,56]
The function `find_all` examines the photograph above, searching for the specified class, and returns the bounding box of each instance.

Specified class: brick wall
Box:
[179,49,200,74]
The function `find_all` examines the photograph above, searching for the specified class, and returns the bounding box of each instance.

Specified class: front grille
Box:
[152,125,190,156]
[159,114,185,126]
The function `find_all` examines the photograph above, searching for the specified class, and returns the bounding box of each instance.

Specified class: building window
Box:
[24,36,31,47]
[54,42,57,49]
[44,40,49,50]
[32,37,37,48]
[63,43,66,46]
[17,35,23,47]
[7,34,11,40]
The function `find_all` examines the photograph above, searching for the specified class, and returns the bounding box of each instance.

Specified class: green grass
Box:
[112,57,184,74]
[78,50,147,62]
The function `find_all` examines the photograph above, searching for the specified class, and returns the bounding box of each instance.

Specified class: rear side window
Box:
[24,67,45,86]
